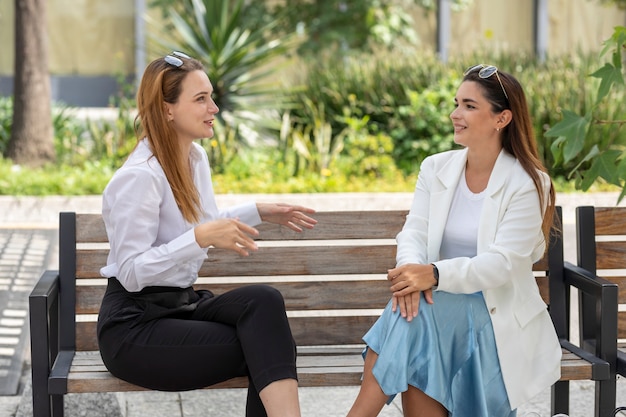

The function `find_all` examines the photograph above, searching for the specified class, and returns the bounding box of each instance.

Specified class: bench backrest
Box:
[59,208,563,352]
[576,206,626,340]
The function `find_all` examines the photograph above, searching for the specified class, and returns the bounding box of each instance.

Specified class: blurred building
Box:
[0,0,624,107]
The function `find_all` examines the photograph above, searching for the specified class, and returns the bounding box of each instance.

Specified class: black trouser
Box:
[97,278,297,417]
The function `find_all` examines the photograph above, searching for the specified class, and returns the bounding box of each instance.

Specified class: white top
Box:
[439,170,484,260]
[100,139,261,292]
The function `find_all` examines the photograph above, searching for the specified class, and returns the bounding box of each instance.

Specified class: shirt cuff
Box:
[225,201,262,226]
[170,228,209,257]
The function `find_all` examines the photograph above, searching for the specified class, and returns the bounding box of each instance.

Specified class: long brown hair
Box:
[134,55,206,223]
[463,68,557,245]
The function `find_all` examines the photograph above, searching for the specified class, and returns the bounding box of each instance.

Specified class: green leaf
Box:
[545,110,591,163]
[615,155,626,203]
[566,145,600,180]
[580,149,622,190]
[590,63,624,103]
[549,136,566,166]
[599,26,626,59]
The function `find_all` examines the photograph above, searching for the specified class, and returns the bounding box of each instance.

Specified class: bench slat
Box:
[65,345,594,393]
[596,242,626,269]
[593,276,626,305]
[76,278,550,315]
[76,279,391,314]
[76,245,398,278]
[76,211,409,243]
[618,312,626,337]
[67,370,368,392]
[593,207,626,235]
[74,247,559,280]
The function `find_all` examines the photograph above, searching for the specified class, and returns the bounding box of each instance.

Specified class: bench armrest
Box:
[560,339,611,380]
[565,262,617,297]
[30,270,60,299]
[29,270,64,397]
[563,261,618,367]
[49,350,75,394]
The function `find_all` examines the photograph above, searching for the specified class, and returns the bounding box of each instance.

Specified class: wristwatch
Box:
[431,264,439,284]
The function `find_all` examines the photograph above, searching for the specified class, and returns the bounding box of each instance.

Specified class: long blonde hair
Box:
[134,55,206,223]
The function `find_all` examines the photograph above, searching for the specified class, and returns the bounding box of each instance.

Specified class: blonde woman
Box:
[97,52,316,417]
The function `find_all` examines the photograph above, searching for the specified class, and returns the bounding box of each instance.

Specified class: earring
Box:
[496,127,501,132]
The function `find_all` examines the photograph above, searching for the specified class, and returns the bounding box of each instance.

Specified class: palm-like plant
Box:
[149,0,295,145]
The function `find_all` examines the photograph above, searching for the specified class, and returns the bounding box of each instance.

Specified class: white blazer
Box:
[396,148,561,409]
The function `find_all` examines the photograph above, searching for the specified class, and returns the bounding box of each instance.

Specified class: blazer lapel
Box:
[477,150,517,252]
[428,149,467,261]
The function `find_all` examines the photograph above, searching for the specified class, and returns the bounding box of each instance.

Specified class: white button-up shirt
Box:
[100,139,261,292]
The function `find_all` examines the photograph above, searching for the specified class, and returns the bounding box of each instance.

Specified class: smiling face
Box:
[450,80,508,149]
[164,70,219,145]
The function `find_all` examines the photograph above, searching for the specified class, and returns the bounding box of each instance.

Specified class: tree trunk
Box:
[7,0,55,166]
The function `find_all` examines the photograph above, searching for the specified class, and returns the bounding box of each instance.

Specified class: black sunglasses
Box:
[164,51,192,68]
[464,64,509,102]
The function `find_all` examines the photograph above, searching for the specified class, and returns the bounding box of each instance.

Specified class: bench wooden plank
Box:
[66,350,369,393]
[76,279,391,314]
[590,276,626,304]
[64,346,597,393]
[592,207,626,235]
[76,211,408,243]
[67,370,369,393]
[595,242,626,270]
[75,245,399,279]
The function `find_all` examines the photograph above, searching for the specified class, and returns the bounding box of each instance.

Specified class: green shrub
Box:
[0,157,115,195]
[286,51,454,174]
[285,49,624,181]
[388,82,460,174]
[335,114,399,179]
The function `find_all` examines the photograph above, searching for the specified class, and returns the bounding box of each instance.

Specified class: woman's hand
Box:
[257,203,317,232]
[391,292,427,322]
[388,264,436,321]
[194,218,259,256]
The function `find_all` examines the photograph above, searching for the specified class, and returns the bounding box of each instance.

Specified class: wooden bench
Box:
[576,205,626,412]
[29,208,616,416]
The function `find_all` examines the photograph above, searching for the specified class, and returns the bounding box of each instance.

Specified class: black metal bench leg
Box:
[51,394,64,417]
[31,378,51,417]
[551,380,569,416]
[596,378,616,417]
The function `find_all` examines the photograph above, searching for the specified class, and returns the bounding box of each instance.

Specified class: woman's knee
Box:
[247,284,285,308]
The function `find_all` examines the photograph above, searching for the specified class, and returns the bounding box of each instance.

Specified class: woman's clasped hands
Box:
[388,263,437,322]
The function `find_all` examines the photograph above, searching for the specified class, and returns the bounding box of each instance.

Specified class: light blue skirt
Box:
[363,291,516,417]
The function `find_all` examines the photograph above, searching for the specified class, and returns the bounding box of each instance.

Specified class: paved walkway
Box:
[1,192,626,416]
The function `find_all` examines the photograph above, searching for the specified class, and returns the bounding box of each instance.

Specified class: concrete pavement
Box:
[1,192,626,416]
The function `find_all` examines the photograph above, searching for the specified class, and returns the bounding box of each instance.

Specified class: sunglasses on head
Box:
[464,64,509,102]
[164,51,192,68]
